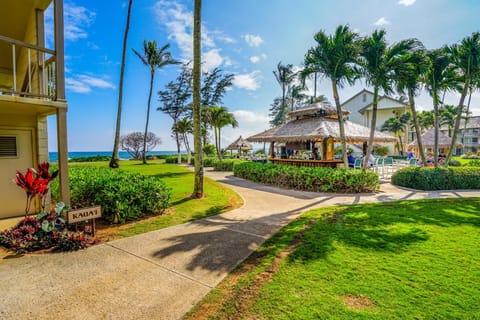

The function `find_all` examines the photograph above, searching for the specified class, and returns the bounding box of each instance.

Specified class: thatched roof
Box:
[247,117,396,143]
[225,135,253,150]
[409,128,462,148]
[287,101,346,119]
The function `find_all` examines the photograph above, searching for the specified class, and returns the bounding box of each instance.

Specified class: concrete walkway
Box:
[1,170,480,320]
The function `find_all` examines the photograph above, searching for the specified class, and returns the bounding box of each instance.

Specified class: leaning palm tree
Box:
[205,106,238,160]
[304,25,360,168]
[394,48,428,165]
[192,0,203,198]
[273,62,295,116]
[133,41,179,164]
[445,32,480,164]
[424,48,459,167]
[110,0,133,169]
[360,29,420,168]
[173,117,193,164]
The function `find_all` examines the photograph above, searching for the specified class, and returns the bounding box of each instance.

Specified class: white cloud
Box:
[250,53,267,64]
[398,0,416,6]
[232,71,261,91]
[242,34,264,47]
[66,75,115,93]
[203,49,223,72]
[221,110,270,148]
[373,17,391,26]
[64,3,96,40]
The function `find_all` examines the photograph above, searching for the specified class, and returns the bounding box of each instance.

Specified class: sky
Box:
[45,0,480,152]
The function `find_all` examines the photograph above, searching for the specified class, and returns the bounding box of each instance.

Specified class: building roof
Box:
[247,117,396,143]
[440,116,480,131]
[340,89,373,107]
[287,101,348,119]
[225,136,253,150]
[409,128,462,148]
[358,96,409,114]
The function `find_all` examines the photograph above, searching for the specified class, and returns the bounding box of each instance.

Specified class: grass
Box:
[185,198,480,320]
[69,160,243,239]
[452,155,480,166]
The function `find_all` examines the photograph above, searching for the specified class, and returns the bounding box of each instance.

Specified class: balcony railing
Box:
[0,35,56,100]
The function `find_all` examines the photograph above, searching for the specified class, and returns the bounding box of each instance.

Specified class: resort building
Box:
[0,0,69,218]
[440,116,480,155]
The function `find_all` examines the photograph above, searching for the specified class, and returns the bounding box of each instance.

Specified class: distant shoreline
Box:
[48,151,182,162]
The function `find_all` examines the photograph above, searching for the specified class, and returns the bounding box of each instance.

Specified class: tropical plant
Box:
[445,32,480,164]
[304,25,361,168]
[158,63,192,163]
[289,84,308,111]
[192,0,203,198]
[173,117,193,164]
[360,29,420,168]
[133,40,179,164]
[381,113,410,155]
[120,131,161,160]
[439,105,458,137]
[203,106,238,160]
[110,0,133,169]
[417,110,435,131]
[273,62,295,118]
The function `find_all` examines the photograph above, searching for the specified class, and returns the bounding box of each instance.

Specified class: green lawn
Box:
[453,155,480,166]
[69,160,243,238]
[186,198,480,320]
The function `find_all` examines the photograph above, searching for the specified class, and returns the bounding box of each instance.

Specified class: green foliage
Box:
[164,154,188,163]
[392,167,480,190]
[334,146,353,155]
[203,143,217,157]
[233,162,379,193]
[373,145,390,156]
[69,155,110,162]
[51,166,171,224]
[448,159,461,166]
[212,159,246,171]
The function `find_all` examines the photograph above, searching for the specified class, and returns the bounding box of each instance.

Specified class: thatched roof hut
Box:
[408,128,461,148]
[225,136,253,151]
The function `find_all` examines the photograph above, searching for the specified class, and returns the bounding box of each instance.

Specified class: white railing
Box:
[0,34,56,100]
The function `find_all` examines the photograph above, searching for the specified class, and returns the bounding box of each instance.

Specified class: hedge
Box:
[51,166,171,224]
[212,159,246,171]
[233,162,379,193]
[391,166,480,190]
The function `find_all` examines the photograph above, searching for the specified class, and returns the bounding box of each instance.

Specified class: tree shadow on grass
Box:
[150,171,192,179]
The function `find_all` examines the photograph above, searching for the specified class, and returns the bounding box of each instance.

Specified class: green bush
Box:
[212,159,246,171]
[51,166,171,224]
[391,166,480,190]
[69,155,110,162]
[164,154,188,163]
[233,162,379,193]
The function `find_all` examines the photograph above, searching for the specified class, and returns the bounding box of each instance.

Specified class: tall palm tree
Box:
[192,0,203,198]
[289,84,307,111]
[394,48,428,165]
[439,105,458,137]
[417,110,435,132]
[173,117,193,164]
[424,48,459,167]
[304,25,360,168]
[110,0,133,169]
[133,41,179,164]
[381,113,410,155]
[360,29,420,168]
[205,106,238,160]
[445,32,480,164]
[273,62,295,116]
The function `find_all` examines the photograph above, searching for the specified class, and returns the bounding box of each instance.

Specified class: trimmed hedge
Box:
[391,166,480,190]
[212,159,246,171]
[51,166,171,224]
[164,154,188,163]
[233,162,379,193]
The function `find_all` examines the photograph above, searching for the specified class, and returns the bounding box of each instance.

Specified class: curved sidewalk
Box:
[1,170,479,320]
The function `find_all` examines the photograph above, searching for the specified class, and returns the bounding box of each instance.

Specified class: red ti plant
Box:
[12,162,58,217]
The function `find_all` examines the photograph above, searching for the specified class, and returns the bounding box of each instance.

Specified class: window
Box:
[473,137,478,143]
[0,136,17,157]
[362,93,366,102]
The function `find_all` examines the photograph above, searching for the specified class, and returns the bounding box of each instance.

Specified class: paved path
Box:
[1,170,479,320]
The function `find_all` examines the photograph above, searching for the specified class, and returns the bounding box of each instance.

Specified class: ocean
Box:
[48,151,179,162]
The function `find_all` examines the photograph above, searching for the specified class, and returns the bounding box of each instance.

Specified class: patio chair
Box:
[373,157,384,176]
[354,158,362,169]
[408,158,417,167]
[383,157,395,175]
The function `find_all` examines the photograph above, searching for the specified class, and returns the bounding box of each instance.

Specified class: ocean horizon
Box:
[48,150,180,162]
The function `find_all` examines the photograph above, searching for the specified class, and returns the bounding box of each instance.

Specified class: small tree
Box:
[120,132,161,160]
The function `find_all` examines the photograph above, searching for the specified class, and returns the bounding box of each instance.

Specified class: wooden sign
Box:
[68,206,102,224]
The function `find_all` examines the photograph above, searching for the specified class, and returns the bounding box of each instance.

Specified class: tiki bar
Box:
[247,102,396,168]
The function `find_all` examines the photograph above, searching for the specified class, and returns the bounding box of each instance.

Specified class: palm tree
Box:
[417,110,435,132]
[394,48,428,165]
[110,0,133,169]
[360,29,420,168]
[304,25,360,168]
[204,106,238,160]
[289,84,307,111]
[439,105,458,137]
[445,32,480,164]
[424,48,459,167]
[173,117,193,164]
[192,0,203,198]
[273,62,295,116]
[133,41,179,164]
[381,113,410,155]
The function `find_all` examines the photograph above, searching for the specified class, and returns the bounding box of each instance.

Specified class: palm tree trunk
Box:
[446,81,470,165]
[142,71,154,164]
[461,88,473,154]
[175,129,181,164]
[364,86,379,169]
[332,80,348,169]
[408,90,427,165]
[192,0,203,198]
[214,126,220,160]
[433,92,440,167]
[313,72,317,99]
[183,133,191,164]
[218,128,223,160]
[110,0,133,169]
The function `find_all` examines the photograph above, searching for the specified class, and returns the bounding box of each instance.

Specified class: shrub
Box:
[391,166,480,190]
[233,162,379,193]
[51,166,171,224]
[69,155,110,162]
[461,154,480,159]
[212,159,246,171]
[164,154,188,163]
[448,159,461,166]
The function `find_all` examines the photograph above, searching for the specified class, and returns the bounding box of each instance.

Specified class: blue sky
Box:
[47,0,480,151]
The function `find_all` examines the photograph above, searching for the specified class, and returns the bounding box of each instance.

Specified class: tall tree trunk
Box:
[446,81,470,165]
[332,80,348,169]
[408,90,427,165]
[183,133,191,165]
[313,72,317,99]
[214,126,220,160]
[218,128,223,160]
[110,0,133,169]
[192,0,203,198]
[461,88,473,154]
[175,128,182,164]
[364,86,379,169]
[433,92,440,167]
[142,71,154,164]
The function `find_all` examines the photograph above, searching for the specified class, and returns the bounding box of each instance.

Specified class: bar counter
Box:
[269,158,344,168]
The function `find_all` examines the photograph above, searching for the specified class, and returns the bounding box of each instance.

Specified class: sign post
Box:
[67,206,102,235]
